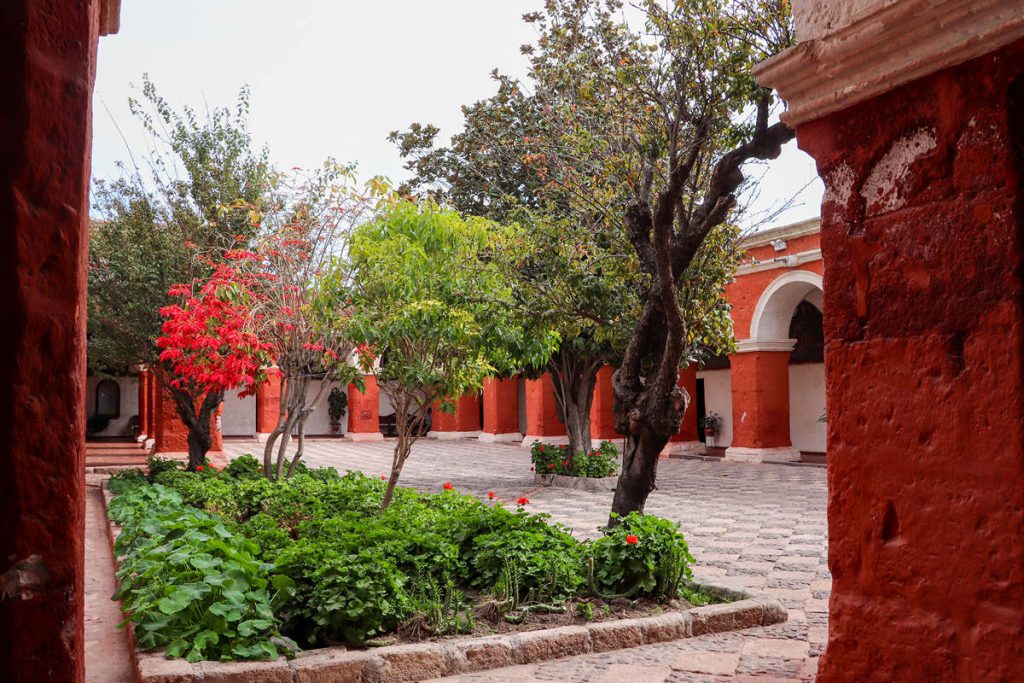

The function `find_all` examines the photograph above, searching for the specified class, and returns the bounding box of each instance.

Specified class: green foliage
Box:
[111,465,701,656]
[89,77,270,373]
[224,454,263,480]
[327,387,348,425]
[530,440,620,478]
[147,455,184,482]
[108,482,291,662]
[588,512,695,598]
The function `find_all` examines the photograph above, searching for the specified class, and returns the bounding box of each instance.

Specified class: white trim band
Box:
[479,432,524,443]
[428,430,482,441]
[735,338,798,353]
[724,446,802,463]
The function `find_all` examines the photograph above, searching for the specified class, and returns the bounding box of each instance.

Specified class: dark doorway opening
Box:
[696,378,707,444]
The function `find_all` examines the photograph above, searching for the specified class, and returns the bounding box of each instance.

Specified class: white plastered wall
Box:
[222,392,256,436]
[788,363,827,453]
[696,369,733,448]
[300,380,346,436]
[85,375,139,438]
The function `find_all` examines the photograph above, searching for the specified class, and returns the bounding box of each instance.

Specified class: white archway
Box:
[749,269,824,341]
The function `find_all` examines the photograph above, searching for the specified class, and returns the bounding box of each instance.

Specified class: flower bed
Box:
[104,455,717,661]
[530,440,620,477]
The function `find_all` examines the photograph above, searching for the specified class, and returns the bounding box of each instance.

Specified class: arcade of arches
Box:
[3,1,1023,681]
[108,220,827,465]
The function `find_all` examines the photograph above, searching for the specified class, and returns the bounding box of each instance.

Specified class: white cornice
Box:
[740,217,820,250]
[735,249,822,276]
[735,338,798,353]
[754,0,1024,127]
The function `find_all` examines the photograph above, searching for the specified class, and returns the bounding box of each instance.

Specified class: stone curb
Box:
[102,482,787,683]
[533,473,619,492]
[133,595,786,682]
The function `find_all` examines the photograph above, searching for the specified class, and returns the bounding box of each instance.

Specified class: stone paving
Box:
[223,437,829,682]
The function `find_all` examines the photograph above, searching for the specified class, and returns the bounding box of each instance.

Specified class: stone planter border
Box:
[101,483,786,683]
[533,472,619,493]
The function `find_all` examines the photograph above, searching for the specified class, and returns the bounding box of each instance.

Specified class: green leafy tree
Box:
[89,76,270,444]
[506,0,795,522]
[325,199,555,510]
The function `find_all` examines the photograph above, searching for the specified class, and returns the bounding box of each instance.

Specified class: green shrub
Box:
[224,454,263,479]
[530,440,619,478]
[587,512,694,598]
[146,455,183,482]
[108,484,292,662]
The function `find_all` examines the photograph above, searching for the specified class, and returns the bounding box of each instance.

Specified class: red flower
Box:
[380,475,386,481]
[625,535,639,545]
[443,482,454,491]
[530,466,534,471]
[562,460,568,466]
[548,463,555,470]
[196,465,204,472]
[488,491,495,499]
[516,497,529,505]
[539,445,545,453]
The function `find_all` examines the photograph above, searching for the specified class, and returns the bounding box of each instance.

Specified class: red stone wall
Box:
[432,393,482,433]
[524,373,566,438]
[799,39,1024,682]
[589,366,619,441]
[138,370,150,437]
[255,373,282,434]
[726,255,824,339]
[728,352,793,449]
[670,366,700,442]
[482,377,519,435]
[0,1,101,680]
[347,376,381,435]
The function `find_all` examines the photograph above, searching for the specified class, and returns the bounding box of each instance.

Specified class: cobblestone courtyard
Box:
[223,438,829,682]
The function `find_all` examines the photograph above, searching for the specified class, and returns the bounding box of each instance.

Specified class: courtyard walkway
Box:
[223,438,829,682]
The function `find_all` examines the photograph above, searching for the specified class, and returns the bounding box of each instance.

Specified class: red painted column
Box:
[153,379,223,457]
[0,3,112,679]
[137,368,151,442]
[756,11,1024,680]
[589,366,618,441]
[430,393,482,439]
[665,365,705,456]
[146,370,157,445]
[347,375,383,441]
[522,372,566,446]
[725,349,799,462]
[255,372,282,440]
[481,377,520,442]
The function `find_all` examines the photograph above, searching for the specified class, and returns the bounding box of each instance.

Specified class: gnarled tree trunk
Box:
[262,373,332,481]
[548,347,604,458]
[167,383,223,471]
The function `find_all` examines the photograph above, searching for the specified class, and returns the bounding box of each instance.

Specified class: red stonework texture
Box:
[0,1,101,680]
[255,373,282,434]
[797,39,1024,682]
[670,365,700,442]
[589,366,619,440]
[524,373,566,438]
[482,377,519,435]
[347,376,381,435]
[432,393,482,433]
[146,369,157,439]
[728,351,793,449]
[138,369,150,437]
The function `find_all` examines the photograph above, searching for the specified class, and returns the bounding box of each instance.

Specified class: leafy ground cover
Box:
[107,456,716,662]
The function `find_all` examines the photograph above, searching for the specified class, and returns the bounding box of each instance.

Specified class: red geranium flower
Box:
[196,465,204,472]
[548,463,555,470]
[539,445,545,453]
[380,475,386,481]
[488,491,495,499]
[517,496,529,505]
[625,535,639,545]
[443,482,454,491]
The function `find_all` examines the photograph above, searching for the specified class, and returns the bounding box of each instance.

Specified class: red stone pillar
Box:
[347,375,382,441]
[0,3,114,679]
[429,393,482,439]
[145,370,157,447]
[481,377,521,442]
[756,5,1024,680]
[522,372,566,446]
[589,366,619,442]
[665,365,705,456]
[724,345,799,462]
[255,372,282,441]
[137,368,151,443]
[153,381,223,457]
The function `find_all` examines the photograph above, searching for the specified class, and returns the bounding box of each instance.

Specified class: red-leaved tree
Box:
[157,251,274,469]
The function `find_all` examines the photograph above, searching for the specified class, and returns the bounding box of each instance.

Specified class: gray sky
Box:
[92,1,822,230]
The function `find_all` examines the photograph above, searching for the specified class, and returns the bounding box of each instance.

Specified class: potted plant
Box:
[700,411,722,437]
[328,387,347,435]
